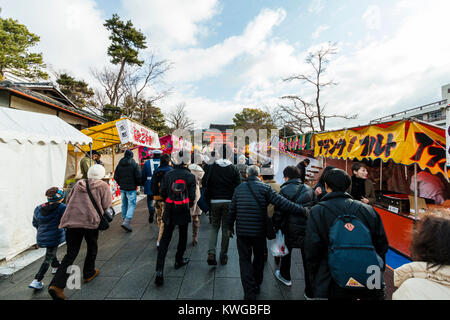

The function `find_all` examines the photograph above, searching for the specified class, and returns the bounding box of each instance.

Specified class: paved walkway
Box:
[0,199,309,300]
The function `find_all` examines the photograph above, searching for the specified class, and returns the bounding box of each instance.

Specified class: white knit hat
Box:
[87,164,105,180]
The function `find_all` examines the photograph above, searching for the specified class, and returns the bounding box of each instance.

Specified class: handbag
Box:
[197,163,215,213]
[246,182,276,240]
[85,179,114,231]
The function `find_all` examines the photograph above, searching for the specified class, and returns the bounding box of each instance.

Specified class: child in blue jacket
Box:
[29,187,66,290]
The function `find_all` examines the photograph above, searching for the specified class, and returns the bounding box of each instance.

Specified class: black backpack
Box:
[165,178,190,214]
[151,170,166,199]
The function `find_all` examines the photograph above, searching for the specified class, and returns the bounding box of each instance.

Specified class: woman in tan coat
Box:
[48,164,112,300]
[188,162,205,246]
[393,211,450,300]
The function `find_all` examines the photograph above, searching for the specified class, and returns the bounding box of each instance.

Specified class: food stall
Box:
[313,119,450,258]
[68,118,160,204]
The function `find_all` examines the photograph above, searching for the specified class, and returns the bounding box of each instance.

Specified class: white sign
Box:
[447,106,450,166]
[115,119,161,149]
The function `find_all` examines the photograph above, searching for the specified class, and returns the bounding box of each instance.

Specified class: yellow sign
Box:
[314,121,406,163]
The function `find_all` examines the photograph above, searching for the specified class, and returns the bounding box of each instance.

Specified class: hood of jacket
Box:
[188,163,204,172]
[40,202,63,216]
[73,179,107,194]
[394,262,450,288]
[215,159,233,167]
[154,164,173,174]
[118,156,134,167]
[280,178,302,189]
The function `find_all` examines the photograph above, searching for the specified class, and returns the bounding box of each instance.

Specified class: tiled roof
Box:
[0,82,106,124]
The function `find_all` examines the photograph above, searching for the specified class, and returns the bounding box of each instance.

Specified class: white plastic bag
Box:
[270,230,289,257]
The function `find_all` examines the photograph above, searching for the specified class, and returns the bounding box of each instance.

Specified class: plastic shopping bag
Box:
[270,230,289,257]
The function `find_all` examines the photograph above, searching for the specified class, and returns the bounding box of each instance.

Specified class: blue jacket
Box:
[32,203,66,248]
[141,158,161,195]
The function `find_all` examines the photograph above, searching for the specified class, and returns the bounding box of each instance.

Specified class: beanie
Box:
[47,188,66,203]
[88,164,106,180]
[323,168,351,192]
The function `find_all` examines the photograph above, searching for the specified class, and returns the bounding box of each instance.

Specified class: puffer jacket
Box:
[60,179,112,230]
[393,262,450,300]
[114,157,141,191]
[304,192,388,299]
[273,178,316,248]
[228,176,307,238]
[33,202,66,248]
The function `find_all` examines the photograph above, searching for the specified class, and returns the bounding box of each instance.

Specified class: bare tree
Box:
[166,103,194,131]
[278,42,357,132]
[91,65,129,108]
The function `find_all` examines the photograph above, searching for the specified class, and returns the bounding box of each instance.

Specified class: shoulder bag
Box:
[85,179,114,231]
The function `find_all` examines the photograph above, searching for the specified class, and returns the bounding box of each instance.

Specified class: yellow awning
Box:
[68,118,128,153]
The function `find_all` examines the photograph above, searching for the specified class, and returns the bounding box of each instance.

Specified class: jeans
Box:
[121,190,137,220]
[208,202,231,256]
[156,223,188,272]
[35,247,60,281]
[50,228,99,289]
[237,236,266,300]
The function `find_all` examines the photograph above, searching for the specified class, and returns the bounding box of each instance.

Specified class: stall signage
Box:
[314,122,406,164]
[115,119,161,149]
[402,122,449,177]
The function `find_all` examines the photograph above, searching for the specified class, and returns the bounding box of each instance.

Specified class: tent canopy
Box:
[0,107,92,145]
[69,118,160,153]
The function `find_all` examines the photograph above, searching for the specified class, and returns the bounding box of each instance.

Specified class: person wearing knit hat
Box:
[29,187,67,290]
[48,166,112,300]
[114,149,142,232]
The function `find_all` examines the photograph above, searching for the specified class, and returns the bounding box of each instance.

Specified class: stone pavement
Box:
[0,198,308,300]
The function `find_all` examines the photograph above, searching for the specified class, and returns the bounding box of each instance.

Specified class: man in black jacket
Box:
[154,150,196,286]
[273,166,316,298]
[296,158,310,183]
[203,144,242,266]
[304,168,388,300]
[228,165,308,300]
[114,150,142,232]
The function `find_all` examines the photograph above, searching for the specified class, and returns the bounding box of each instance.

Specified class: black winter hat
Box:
[323,168,351,192]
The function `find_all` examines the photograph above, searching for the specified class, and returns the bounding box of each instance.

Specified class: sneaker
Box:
[207,253,217,266]
[48,286,66,300]
[121,218,132,232]
[155,271,164,286]
[174,258,190,270]
[83,269,99,283]
[275,270,292,287]
[28,279,44,290]
[304,293,313,300]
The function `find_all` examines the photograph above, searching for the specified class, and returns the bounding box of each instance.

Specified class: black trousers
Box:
[35,247,60,282]
[236,236,266,300]
[50,228,99,289]
[156,223,188,272]
[279,245,313,297]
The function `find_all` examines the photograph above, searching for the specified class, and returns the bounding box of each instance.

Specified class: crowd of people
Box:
[28,145,450,300]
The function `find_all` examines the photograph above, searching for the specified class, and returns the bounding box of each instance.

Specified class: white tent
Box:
[0,107,92,260]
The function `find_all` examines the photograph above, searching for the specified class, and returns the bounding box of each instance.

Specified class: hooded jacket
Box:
[33,202,66,248]
[114,153,142,191]
[141,158,161,195]
[59,179,112,230]
[150,164,173,200]
[273,178,316,248]
[393,262,450,300]
[228,176,307,238]
[202,159,242,201]
[304,192,388,299]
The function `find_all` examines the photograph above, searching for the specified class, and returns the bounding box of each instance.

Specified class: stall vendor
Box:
[349,162,376,205]
[410,170,447,205]
[80,150,101,179]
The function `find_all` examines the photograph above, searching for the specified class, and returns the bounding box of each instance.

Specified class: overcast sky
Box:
[1,0,449,130]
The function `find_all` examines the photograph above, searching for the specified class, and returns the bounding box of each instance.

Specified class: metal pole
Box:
[414,163,418,220]
[380,160,383,190]
[89,143,92,167]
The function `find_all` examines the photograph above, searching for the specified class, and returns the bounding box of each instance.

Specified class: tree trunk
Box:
[112,59,126,107]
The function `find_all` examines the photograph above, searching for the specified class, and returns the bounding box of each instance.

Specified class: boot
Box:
[148,212,154,224]
[121,218,132,232]
[207,253,217,266]
[155,271,164,286]
[48,286,66,300]
[83,269,100,283]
